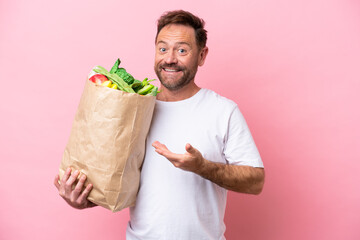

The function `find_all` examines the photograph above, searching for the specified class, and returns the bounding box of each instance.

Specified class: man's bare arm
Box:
[152,141,265,194]
[194,160,264,194]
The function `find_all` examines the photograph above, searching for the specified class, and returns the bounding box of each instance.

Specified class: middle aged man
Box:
[55,10,265,240]
[126,10,265,239]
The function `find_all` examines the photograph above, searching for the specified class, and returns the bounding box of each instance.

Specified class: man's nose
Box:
[164,51,178,65]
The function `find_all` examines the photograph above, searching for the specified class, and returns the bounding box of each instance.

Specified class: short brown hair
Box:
[156,10,208,49]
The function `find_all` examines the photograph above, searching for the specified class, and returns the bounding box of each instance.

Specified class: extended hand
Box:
[54,167,96,209]
[152,141,265,194]
[152,141,205,173]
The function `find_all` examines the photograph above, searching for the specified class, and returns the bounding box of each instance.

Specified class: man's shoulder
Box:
[199,88,238,110]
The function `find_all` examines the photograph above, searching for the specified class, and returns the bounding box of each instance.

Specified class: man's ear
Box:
[198,46,209,67]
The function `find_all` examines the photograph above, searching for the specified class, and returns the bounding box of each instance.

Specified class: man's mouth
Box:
[163,68,181,72]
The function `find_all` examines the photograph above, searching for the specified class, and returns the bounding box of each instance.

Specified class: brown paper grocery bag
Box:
[59,79,155,212]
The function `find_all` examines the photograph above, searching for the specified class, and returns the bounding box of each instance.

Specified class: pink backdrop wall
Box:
[1,0,359,239]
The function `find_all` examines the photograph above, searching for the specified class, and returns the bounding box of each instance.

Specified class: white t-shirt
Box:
[126,88,263,240]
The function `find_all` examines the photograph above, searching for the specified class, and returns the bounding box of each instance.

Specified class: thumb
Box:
[185,143,197,154]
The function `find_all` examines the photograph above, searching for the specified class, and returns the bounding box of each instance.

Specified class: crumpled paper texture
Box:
[59,80,155,212]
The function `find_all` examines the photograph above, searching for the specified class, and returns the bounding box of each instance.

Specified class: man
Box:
[55,10,265,239]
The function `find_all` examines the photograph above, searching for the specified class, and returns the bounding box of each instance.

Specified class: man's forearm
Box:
[152,141,265,194]
[194,159,265,194]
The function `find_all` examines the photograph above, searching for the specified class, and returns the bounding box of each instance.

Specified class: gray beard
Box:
[155,66,198,91]
[158,74,191,90]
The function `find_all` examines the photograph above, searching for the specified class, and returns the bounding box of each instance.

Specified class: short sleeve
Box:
[223,106,264,168]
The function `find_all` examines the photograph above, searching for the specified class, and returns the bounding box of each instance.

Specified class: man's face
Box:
[154,24,207,91]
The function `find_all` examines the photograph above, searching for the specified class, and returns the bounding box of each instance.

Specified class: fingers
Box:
[152,141,169,151]
[152,141,168,156]
[153,141,197,156]
[54,174,60,190]
[152,141,161,149]
[65,169,80,196]
[72,174,87,200]
[77,183,93,204]
[56,168,94,209]
[155,146,180,161]
[60,167,72,185]
[58,167,80,197]
[152,141,176,157]
[58,168,71,198]
[152,141,204,172]
[153,141,192,161]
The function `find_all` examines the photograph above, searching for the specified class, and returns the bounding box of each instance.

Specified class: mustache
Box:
[159,64,184,71]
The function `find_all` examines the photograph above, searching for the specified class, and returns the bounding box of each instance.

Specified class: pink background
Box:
[1,0,359,239]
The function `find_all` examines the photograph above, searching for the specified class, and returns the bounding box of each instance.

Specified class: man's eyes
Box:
[158,47,188,54]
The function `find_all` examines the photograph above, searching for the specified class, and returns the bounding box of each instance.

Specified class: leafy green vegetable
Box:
[110,58,120,74]
[115,68,135,85]
[109,58,135,85]
[93,66,135,93]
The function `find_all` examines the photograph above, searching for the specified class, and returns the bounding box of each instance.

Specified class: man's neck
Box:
[156,82,201,102]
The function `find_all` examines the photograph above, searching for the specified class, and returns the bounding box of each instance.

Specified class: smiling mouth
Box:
[163,68,181,72]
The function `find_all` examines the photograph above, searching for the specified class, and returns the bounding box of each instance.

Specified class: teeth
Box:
[164,68,178,72]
